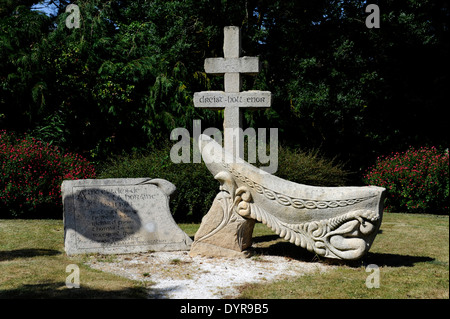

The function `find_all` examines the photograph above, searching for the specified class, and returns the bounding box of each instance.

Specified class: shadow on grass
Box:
[252,235,280,243]
[0,249,61,262]
[251,239,318,262]
[362,252,434,267]
[0,282,148,299]
[252,235,435,267]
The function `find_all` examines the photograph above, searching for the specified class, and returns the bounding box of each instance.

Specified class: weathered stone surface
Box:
[204,57,260,75]
[194,91,271,109]
[189,172,255,258]
[62,178,192,255]
[194,26,271,160]
[194,135,386,260]
[223,25,241,58]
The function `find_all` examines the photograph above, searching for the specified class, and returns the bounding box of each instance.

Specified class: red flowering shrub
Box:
[0,130,96,217]
[364,146,449,214]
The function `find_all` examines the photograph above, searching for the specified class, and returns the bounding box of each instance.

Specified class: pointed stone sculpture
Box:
[190,169,256,258]
[189,27,386,260]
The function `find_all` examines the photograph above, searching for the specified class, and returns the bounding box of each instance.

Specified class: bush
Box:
[364,146,449,214]
[0,130,96,217]
[275,146,349,186]
[98,143,217,223]
[98,142,350,222]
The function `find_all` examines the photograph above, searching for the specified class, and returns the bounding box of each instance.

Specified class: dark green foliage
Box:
[275,147,349,187]
[0,0,448,209]
[257,0,449,172]
[1,0,223,159]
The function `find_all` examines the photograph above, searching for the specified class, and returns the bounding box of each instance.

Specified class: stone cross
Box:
[194,26,271,159]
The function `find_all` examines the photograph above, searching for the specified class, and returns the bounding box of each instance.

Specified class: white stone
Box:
[224,26,241,58]
[204,57,260,75]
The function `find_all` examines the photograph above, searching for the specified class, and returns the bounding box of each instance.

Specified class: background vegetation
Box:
[364,146,449,214]
[0,0,448,219]
[0,130,95,217]
[1,0,448,164]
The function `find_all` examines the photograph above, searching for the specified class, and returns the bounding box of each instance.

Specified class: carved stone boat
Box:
[191,134,386,260]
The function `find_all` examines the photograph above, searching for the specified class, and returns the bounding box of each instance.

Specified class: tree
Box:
[0,0,52,130]
[1,0,222,158]
[1,0,448,175]
[250,0,449,174]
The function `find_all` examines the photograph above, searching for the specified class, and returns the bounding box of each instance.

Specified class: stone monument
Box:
[63,178,192,255]
[189,26,386,260]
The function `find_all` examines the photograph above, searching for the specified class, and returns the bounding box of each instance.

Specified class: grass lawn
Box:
[240,213,449,299]
[0,213,448,299]
[0,219,149,298]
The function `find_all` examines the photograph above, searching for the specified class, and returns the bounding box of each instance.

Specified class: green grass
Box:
[0,213,448,299]
[0,219,149,298]
[239,213,449,299]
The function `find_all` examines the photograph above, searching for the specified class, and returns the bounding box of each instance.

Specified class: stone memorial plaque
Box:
[62,178,192,255]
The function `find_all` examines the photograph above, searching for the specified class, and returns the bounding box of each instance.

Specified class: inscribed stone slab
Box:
[193,91,271,109]
[62,178,192,255]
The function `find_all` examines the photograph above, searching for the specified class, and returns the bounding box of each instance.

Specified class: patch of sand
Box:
[86,251,333,299]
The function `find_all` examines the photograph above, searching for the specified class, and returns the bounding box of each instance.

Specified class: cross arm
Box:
[204,57,260,75]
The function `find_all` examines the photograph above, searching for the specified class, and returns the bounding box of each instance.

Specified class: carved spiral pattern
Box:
[223,163,376,210]
[247,202,380,259]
